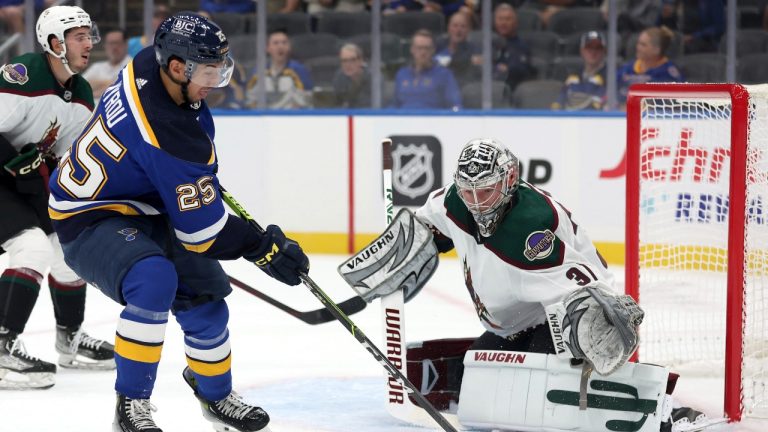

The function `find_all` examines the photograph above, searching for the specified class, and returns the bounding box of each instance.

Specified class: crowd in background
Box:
[1,0,764,110]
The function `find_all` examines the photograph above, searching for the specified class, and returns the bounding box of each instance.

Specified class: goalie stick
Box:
[228,275,367,325]
[219,185,457,432]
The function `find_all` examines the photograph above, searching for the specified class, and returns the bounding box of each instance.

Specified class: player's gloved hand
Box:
[245,224,310,286]
[2,144,51,195]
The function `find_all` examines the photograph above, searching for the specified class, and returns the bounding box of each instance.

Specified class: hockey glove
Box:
[2,144,52,195]
[545,281,644,375]
[245,224,310,286]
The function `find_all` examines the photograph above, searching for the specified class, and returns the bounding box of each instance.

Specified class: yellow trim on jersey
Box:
[207,146,216,165]
[115,335,163,363]
[48,203,141,220]
[186,354,232,377]
[181,238,216,253]
[126,62,160,149]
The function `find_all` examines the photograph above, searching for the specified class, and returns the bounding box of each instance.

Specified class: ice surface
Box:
[1,255,765,431]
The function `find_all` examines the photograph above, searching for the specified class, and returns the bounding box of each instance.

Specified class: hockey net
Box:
[625,83,768,422]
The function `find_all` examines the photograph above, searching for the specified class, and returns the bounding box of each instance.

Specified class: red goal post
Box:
[625,83,767,422]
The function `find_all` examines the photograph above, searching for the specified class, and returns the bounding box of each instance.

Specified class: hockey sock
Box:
[175,294,232,402]
[0,268,43,334]
[114,256,176,399]
[48,275,86,329]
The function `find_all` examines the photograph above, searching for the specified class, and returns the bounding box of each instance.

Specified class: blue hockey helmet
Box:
[154,12,234,88]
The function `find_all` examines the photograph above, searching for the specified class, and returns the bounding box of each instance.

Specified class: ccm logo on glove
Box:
[254,243,279,267]
[246,225,310,286]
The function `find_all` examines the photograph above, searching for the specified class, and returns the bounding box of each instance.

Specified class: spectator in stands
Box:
[244,29,314,109]
[306,0,366,16]
[600,0,659,34]
[658,0,725,53]
[333,43,371,108]
[421,0,477,20]
[380,0,423,14]
[531,0,600,28]
[82,28,131,101]
[617,26,684,105]
[0,0,23,35]
[435,11,482,85]
[492,4,534,93]
[379,0,474,18]
[199,0,256,13]
[391,29,462,110]
[0,0,54,56]
[552,31,606,111]
[206,62,249,109]
[127,5,171,58]
[267,0,301,13]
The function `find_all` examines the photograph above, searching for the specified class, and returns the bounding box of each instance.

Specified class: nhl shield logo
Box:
[392,143,434,199]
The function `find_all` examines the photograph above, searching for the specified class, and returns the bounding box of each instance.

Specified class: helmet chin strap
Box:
[50,42,78,77]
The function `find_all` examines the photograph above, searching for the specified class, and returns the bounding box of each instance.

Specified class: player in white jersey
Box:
[0,5,115,390]
[384,138,711,431]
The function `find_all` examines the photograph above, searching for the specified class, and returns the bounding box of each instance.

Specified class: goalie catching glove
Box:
[244,224,309,286]
[338,208,438,302]
[546,281,644,375]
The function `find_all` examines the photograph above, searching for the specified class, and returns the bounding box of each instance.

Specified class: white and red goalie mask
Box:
[454,138,520,237]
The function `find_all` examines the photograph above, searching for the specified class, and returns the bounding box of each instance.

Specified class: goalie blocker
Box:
[338,208,438,303]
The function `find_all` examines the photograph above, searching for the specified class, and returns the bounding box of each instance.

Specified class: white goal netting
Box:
[633,85,768,419]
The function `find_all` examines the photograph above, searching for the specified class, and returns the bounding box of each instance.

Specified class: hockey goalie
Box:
[339,138,721,432]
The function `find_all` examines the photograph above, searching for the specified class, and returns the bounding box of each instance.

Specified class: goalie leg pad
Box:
[406,338,474,411]
[457,350,670,432]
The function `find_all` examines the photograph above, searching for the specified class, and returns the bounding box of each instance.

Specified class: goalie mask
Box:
[454,138,520,237]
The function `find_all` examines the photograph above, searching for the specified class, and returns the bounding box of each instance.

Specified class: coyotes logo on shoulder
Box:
[2,63,29,85]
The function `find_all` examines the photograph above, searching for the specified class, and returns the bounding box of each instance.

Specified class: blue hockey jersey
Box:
[48,47,260,259]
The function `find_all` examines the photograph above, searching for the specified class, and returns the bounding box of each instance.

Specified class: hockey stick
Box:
[228,275,367,325]
[379,138,410,416]
[219,185,458,432]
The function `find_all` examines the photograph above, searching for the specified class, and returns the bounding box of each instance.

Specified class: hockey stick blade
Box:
[228,275,366,325]
[220,185,457,432]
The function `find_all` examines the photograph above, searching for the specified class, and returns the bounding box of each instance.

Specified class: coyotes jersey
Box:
[48,48,260,259]
[415,182,614,338]
[0,53,93,157]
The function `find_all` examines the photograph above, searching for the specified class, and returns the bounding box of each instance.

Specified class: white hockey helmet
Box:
[454,138,520,237]
[36,6,99,72]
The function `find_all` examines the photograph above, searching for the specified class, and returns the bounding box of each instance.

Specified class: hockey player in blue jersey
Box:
[48,12,309,432]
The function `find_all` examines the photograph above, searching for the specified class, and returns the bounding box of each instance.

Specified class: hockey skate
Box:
[0,329,56,390]
[182,367,272,432]
[660,407,727,432]
[55,325,116,370]
[113,393,162,432]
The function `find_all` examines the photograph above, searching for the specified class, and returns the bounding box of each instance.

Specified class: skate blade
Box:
[0,369,55,390]
[58,353,116,370]
[213,423,272,432]
[672,416,728,432]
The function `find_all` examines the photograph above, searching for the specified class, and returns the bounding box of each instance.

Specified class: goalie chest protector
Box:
[414,183,615,337]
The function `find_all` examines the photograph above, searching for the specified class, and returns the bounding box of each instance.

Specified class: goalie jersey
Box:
[48,47,260,258]
[415,182,614,338]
